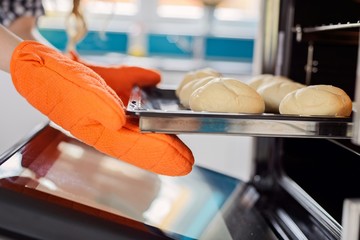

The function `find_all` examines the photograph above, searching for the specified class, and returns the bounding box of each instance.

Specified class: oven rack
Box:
[293,21,360,44]
[126,87,353,139]
[301,21,360,33]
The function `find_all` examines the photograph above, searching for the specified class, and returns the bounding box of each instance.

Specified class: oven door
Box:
[0,124,278,240]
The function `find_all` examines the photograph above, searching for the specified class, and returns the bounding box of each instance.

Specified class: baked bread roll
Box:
[189,78,265,113]
[179,76,217,109]
[279,85,352,117]
[176,68,220,97]
[248,74,274,90]
[257,80,305,113]
[248,74,293,91]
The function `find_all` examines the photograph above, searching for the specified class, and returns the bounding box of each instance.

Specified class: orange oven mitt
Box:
[68,51,160,105]
[10,41,194,176]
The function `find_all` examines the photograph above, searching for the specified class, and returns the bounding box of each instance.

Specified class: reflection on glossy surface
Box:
[0,125,244,239]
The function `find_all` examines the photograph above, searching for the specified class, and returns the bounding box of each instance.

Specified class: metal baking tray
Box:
[126,86,353,138]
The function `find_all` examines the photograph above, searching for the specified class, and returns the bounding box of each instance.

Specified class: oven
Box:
[0,0,359,239]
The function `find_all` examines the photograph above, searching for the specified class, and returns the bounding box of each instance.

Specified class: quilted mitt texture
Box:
[10,41,194,176]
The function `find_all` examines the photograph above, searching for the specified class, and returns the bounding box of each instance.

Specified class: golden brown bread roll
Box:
[189,78,265,113]
[175,68,220,97]
[279,85,352,117]
[179,76,217,109]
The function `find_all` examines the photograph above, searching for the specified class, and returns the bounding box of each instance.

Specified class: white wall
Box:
[179,134,255,181]
[0,71,48,156]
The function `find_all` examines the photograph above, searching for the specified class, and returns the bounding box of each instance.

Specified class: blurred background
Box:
[40,0,259,69]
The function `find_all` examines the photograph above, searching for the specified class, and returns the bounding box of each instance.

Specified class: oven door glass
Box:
[0,125,276,240]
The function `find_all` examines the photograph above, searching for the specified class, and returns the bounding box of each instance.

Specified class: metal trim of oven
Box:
[0,121,49,166]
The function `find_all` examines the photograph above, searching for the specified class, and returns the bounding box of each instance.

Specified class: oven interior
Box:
[252,0,360,238]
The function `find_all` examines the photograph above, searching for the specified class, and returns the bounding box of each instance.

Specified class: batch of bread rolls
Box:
[175,68,353,117]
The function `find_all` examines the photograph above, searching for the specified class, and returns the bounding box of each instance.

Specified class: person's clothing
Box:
[0,0,44,26]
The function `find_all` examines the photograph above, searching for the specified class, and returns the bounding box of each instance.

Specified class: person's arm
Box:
[7,16,37,41]
[0,25,22,72]
[7,15,55,47]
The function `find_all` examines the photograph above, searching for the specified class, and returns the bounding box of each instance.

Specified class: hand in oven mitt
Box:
[68,50,161,105]
[10,41,194,176]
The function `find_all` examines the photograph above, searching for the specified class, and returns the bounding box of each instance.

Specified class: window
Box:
[43,0,137,16]
[41,0,260,35]
[84,0,137,16]
[157,0,203,19]
[153,0,261,37]
[42,0,72,14]
[215,0,260,21]
[40,0,138,31]
[156,0,260,22]
[39,0,261,68]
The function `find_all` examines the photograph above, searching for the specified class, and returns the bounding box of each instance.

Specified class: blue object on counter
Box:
[148,34,194,58]
[39,28,128,53]
[205,37,254,62]
[38,28,254,62]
